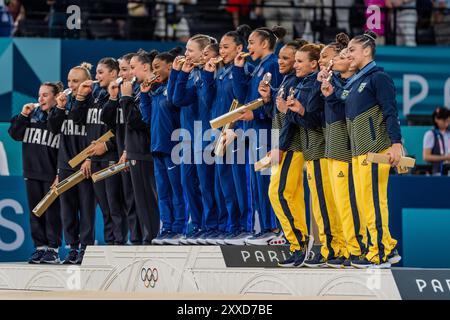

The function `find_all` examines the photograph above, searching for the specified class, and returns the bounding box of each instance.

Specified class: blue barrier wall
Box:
[1,174,450,267]
[0,38,449,122]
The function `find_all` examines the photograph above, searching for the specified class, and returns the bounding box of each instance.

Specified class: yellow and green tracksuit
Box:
[281,73,345,259]
[268,73,308,252]
[345,62,400,264]
[302,127,345,260]
[324,77,367,258]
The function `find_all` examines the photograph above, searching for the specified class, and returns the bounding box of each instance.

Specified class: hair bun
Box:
[54,81,64,93]
[335,32,350,47]
[169,46,184,57]
[80,62,92,71]
[272,25,287,39]
[236,24,252,39]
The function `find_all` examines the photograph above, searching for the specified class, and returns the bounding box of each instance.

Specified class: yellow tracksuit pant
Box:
[306,158,345,259]
[328,158,367,258]
[268,151,308,252]
[352,151,397,264]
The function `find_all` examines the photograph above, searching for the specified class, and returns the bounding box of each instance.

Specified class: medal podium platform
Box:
[0,246,447,300]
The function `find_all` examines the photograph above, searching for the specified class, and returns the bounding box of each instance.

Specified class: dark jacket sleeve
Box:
[47,107,66,134]
[374,72,402,144]
[8,113,30,141]
[71,95,93,124]
[101,99,119,131]
[121,96,149,131]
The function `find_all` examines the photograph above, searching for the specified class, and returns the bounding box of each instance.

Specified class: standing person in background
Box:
[322,0,355,33]
[423,107,450,175]
[8,82,62,264]
[0,140,9,176]
[6,0,25,36]
[0,0,13,37]
[255,0,294,41]
[48,63,96,264]
[226,0,252,29]
[386,0,417,46]
[433,0,450,45]
[154,0,194,42]
[101,53,142,245]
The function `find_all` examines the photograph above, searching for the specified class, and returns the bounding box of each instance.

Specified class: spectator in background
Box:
[323,0,354,33]
[423,107,450,175]
[226,0,252,29]
[6,0,25,35]
[0,0,13,36]
[365,0,387,44]
[387,0,417,46]
[154,0,194,42]
[0,140,9,175]
[433,0,450,45]
[256,0,294,40]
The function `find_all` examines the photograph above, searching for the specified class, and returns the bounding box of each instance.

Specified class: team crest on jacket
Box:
[358,83,367,93]
[163,89,168,96]
[341,90,350,100]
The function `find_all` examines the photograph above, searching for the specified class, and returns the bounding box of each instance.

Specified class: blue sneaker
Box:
[245,231,277,245]
[304,252,328,268]
[206,231,226,245]
[63,249,79,265]
[28,249,46,264]
[41,248,61,264]
[196,230,217,245]
[151,230,172,245]
[187,229,207,245]
[179,229,201,245]
[351,255,391,269]
[278,249,307,268]
[224,231,253,245]
[387,249,402,265]
[163,233,184,245]
[326,256,347,269]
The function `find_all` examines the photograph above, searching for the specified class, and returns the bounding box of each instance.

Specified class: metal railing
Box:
[6,0,450,45]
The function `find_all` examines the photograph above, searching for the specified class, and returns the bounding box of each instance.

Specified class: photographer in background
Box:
[423,107,450,175]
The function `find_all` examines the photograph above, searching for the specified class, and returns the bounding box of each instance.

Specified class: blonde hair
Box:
[71,62,92,80]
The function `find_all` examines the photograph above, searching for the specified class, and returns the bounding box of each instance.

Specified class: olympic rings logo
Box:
[141,267,158,288]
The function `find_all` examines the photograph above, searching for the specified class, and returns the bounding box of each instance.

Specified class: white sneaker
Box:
[268,232,287,245]
[245,232,279,245]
